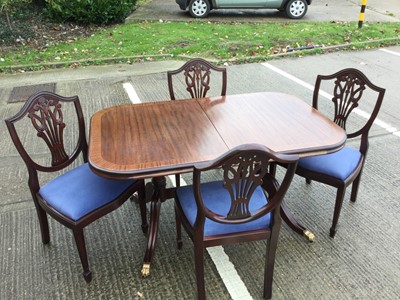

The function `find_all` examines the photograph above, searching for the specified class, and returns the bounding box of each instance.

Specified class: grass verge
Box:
[1,20,399,73]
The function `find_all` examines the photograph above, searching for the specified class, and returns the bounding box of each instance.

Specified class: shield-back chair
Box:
[291,68,385,237]
[5,91,148,282]
[174,144,298,299]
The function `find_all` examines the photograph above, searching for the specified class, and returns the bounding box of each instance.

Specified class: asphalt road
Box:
[126,0,400,23]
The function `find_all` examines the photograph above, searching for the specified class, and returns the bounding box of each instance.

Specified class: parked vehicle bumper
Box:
[176,0,188,10]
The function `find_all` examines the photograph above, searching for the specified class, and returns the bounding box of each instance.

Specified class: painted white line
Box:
[123,82,253,300]
[123,82,141,104]
[207,247,253,300]
[167,175,178,187]
[261,62,399,136]
[379,48,400,57]
[261,62,315,91]
[353,108,398,133]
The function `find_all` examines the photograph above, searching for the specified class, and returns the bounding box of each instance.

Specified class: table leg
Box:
[141,176,166,277]
[280,201,315,242]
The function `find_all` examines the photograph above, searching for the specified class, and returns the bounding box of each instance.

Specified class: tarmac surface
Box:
[1,1,400,300]
[126,0,400,23]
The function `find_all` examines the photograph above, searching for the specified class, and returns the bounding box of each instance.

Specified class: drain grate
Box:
[8,83,56,103]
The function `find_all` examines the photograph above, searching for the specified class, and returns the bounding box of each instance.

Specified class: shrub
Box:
[0,0,37,45]
[45,0,137,25]
[1,0,32,28]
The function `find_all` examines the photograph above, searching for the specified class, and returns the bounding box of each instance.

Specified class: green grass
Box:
[1,20,400,72]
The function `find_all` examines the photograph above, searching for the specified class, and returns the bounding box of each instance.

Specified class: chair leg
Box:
[175,205,183,249]
[194,241,206,300]
[72,228,92,283]
[175,174,181,188]
[350,173,362,203]
[138,182,148,234]
[269,162,277,177]
[34,203,50,244]
[330,187,346,238]
[263,232,279,300]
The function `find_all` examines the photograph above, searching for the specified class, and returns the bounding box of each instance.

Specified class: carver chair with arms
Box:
[174,144,298,300]
[167,58,227,187]
[294,68,385,237]
[5,91,148,282]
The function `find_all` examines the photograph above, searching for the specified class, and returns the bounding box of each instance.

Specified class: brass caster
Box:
[141,263,150,277]
[304,230,315,242]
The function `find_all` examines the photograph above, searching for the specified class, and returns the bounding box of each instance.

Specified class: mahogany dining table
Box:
[88,92,346,276]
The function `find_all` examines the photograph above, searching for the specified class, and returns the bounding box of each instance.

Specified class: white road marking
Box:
[207,247,253,300]
[261,62,399,136]
[379,48,400,57]
[123,82,141,104]
[123,82,253,300]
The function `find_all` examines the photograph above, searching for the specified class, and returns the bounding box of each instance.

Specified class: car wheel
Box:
[189,0,211,18]
[285,0,308,19]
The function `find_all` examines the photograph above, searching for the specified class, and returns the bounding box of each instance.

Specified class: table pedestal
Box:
[141,176,166,277]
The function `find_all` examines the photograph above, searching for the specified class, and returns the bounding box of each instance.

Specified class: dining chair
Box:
[174,144,298,300]
[5,91,148,282]
[167,58,227,101]
[292,68,385,237]
[167,58,227,187]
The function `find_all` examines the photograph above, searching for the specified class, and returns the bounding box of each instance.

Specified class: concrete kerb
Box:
[0,54,176,74]
[2,36,400,74]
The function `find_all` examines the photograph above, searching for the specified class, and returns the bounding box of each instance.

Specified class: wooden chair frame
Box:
[167,58,227,100]
[5,91,148,282]
[290,68,385,237]
[174,144,298,299]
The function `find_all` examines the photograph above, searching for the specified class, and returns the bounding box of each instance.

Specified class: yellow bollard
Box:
[358,0,367,28]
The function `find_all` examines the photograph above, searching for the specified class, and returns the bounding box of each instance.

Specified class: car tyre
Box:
[189,0,211,18]
[285,0,308,19]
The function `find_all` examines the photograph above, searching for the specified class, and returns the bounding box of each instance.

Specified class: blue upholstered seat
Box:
[298,146,362,181]
[176,181,271,237]
[39,163,136,221]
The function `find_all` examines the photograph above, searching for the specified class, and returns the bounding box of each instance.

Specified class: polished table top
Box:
[89,92,346,179]
[89,91,347,276]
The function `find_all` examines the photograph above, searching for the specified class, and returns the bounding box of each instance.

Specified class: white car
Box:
[176,0,311,19]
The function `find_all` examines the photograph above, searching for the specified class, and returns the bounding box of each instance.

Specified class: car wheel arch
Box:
[283,0,311,7]
[185,0,214,10]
